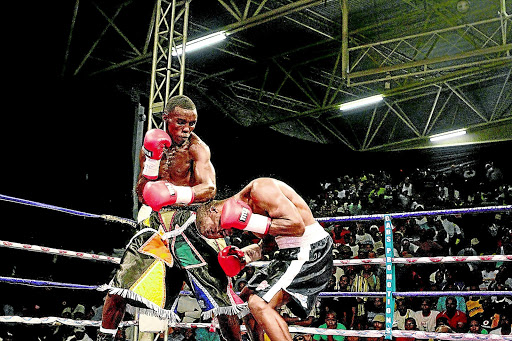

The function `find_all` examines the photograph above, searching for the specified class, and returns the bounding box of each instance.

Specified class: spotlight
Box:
[172,31,228,56]
[339,95,384,111]
[430,129,467,142]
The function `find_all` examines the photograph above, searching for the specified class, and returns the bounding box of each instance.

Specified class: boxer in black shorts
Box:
[196,178,333,341]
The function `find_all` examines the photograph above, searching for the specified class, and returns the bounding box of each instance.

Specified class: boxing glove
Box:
[143,181,195,211]
[220,198,271,235]
[218,245,246,277]
[142,129,172,180]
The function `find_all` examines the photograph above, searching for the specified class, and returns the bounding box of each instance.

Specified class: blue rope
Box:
[0,194,137,227]
[0,194,101,218]
[0,276,98,290]
[4,193,509,226]
[316,205,512,223]
[4,275,510,299]
[318,291,512,298]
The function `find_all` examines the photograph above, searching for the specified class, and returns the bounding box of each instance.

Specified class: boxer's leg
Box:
[97,294,126,340]
[217,313,242,341]
[247,290,292,341]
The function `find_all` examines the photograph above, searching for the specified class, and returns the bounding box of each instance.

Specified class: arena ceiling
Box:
[63,0,512,152]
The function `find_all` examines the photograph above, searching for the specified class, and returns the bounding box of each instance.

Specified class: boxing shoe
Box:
[96,331,115,341]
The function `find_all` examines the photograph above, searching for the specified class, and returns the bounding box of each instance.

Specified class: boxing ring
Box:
[1,193,511,340]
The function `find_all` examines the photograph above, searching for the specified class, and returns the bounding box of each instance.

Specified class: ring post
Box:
[384,214,395,340]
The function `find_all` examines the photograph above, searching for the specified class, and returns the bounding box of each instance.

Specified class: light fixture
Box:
[339,95,384,111]
[172,31,228,56]
[430,129,467,142]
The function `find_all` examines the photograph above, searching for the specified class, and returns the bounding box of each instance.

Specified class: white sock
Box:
[99,327,117,335]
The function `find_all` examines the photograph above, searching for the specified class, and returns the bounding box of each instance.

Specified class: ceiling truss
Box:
[64,0,512,151]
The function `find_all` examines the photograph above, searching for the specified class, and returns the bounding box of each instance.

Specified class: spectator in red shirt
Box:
[436,296,467,332]
[332,224,351,245]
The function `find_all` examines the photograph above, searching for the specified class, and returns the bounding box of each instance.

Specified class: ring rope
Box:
[2,195,511,339]
[0,316,510,340]
[316,205,512,223]
[0,194,138,228]
[2,237,509,268]
[0,316,135,328]
[0,276,98,290]
[286,327,512,340]
[317,290,512,297]
[0,276,191,297]
[2,276,510,299]
[332,255,512,266]
[0,239,121,264]
[2,193,510,227]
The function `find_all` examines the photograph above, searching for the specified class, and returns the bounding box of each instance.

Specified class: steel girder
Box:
[62,0,512,151]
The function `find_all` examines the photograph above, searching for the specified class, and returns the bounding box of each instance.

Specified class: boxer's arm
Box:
[217,243,262,277]
[221,199,271,235]
[141,129,172,180]
[136,148,150,203]
[240,243,262,264]
[188,139,216,203]
[247,179,306,237]
[135,147,192,206]
[135,136,216,205]
[143,180,194,211]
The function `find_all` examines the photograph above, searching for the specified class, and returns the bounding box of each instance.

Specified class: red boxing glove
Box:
[218,245,246,277]
[220,198,271,235]
[142,129,172,180]
[143,181,195,211]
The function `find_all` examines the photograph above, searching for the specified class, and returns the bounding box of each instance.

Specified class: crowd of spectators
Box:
[228,209,512,339]
[0,298,104,341]
[1,161,511,340]
[309,161,510,217]
[230,160,512,339]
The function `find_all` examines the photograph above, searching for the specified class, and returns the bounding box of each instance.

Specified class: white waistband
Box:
[274,222,328,249]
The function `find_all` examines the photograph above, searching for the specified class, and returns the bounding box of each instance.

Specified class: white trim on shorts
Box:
[262,243,311,303]
[261,222,329,303]
[274,222,328,249]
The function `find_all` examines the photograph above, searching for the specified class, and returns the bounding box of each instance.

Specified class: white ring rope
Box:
[252,254,512,268]
[2,237,510,269]
[1,317,510,340]
[332,255,512,265]
[0,239,121,264]
[287,327,512,340]
[0,316,135,328]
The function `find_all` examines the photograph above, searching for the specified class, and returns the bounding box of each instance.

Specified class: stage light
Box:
[430,129,467,142]
[339,95,384,111]
[172,31,227,56]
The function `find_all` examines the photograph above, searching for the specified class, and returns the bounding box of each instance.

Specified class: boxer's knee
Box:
[247,295,268,316]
